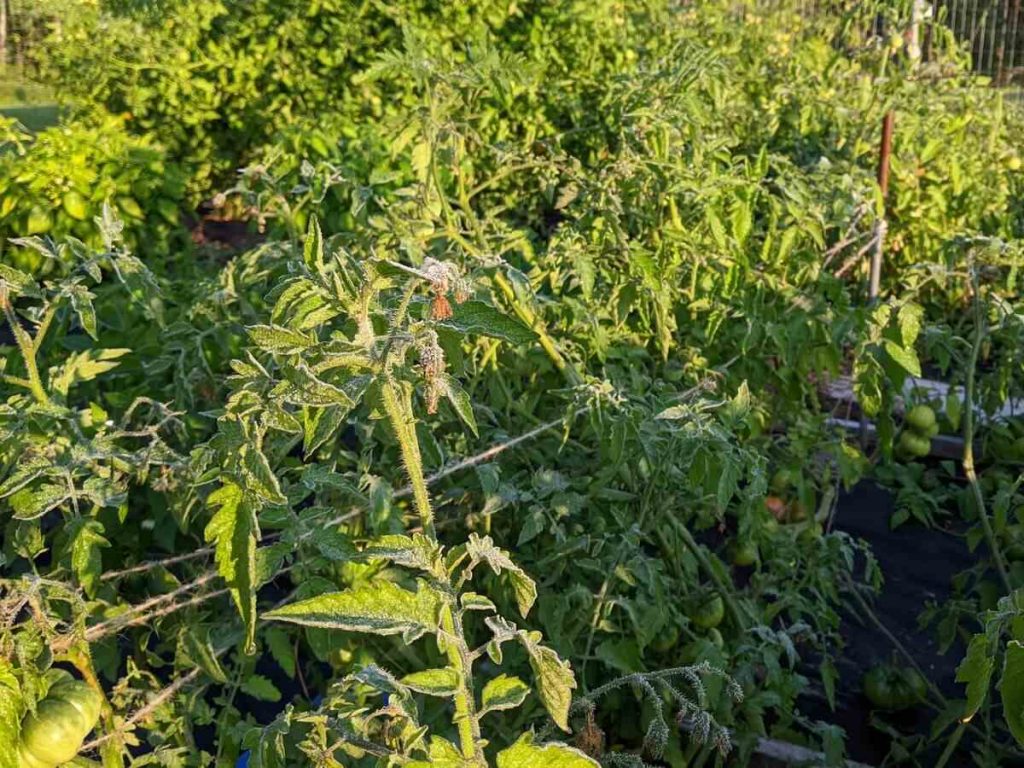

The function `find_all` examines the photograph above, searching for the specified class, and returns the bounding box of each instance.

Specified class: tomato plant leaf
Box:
[264,579,443,643]
[519,634,576,731]
[466,533,536,618]
[443,300,537,345]
[204,482,260,653]
[480,674,530,716]
[1001,641,1024,744]
[401,668,460,697]
[495,733,599,767]
[957,633,995,720]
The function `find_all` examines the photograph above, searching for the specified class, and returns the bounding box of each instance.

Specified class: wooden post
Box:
[861,111,895,449]
[869,111,894,301]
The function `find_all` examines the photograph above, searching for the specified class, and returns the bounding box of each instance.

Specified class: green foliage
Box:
[1,0,1023,765]
[0,116,186,272]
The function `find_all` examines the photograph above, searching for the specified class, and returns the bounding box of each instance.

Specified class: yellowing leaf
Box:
[401,667,460,696]
[496,733,598,768]
[480,674,530,716]
[265,579,443,642]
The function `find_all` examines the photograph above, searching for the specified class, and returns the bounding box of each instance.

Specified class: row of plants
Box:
[0,0,1023,765]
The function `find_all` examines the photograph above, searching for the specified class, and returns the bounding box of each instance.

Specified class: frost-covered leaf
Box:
[10,483,69,520]
[480,674,530,716]
[496,733,598,767]
[66,518,109,597]
[362,533,440,574]
[519,635,576,731]
[461,592,496,612]
[466,533,536,618]
[204,482,259,653]
[265,579,443,642]
[401,668,460,697]
[248,325,315,354]
[240,446,286,504]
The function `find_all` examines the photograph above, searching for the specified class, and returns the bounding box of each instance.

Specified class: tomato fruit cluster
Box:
[862,664,928,710]
[18,671,101,768]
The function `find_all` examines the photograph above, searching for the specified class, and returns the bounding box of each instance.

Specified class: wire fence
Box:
[933,0,1024,83]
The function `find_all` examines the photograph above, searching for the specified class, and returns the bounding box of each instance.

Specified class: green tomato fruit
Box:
[899,430,931,459]
[770,469,793,493]
[20,698,90,765]
[730,540,759,567]
[906,405,936,433]
[49,678,102,728]
[706,627,724,647]
[862,665,927,710]
[691,594,725,630]
[651,625,680,653]
[798,521,824,544]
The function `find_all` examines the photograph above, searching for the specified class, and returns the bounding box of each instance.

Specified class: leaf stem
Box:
[1,292,50,405]
[963,269,1011,593]
[380,377,435,539]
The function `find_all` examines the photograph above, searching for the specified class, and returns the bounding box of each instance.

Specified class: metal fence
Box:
[934,0,1023,83]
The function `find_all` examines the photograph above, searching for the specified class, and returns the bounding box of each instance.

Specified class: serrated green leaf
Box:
[204,482,259,653]
[0,459,49,499]
[264,626,296,678]
[66,519,109,597]
[182,627,228,684]
[481,674,530,716]
[461,592,496,612]
[441,375,478,437]
[443,301,537,345]
[242,674,281,702]
[303,405,345,456]
[520,635,576,731]
[248,324,315,354]
[362,533,440,574]
[10,483,69,520]
[240,447,286,504]
[276,364,357,407]
[401,667,460,696]
[496,733,598,767]
[466,533,536,618]
[1003,640,1024,747]
[303,216,325,271]
[51,348,130,396]
[265,579,442,642]
[957,634,994,720]
[883,339,921,377]
[898,303,924,348]
[0,263,41,299]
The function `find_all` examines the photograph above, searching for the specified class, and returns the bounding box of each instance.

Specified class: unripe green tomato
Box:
[49,679,102,728]
[706,627,724,647]
[730,540,759,567]
[690,594,724,630]
[770,469,793,493]
[899,430,931,458]
[906,405,936,433]
[798,521,824,544]
[651,625,680,653]
[20,698,90,765]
